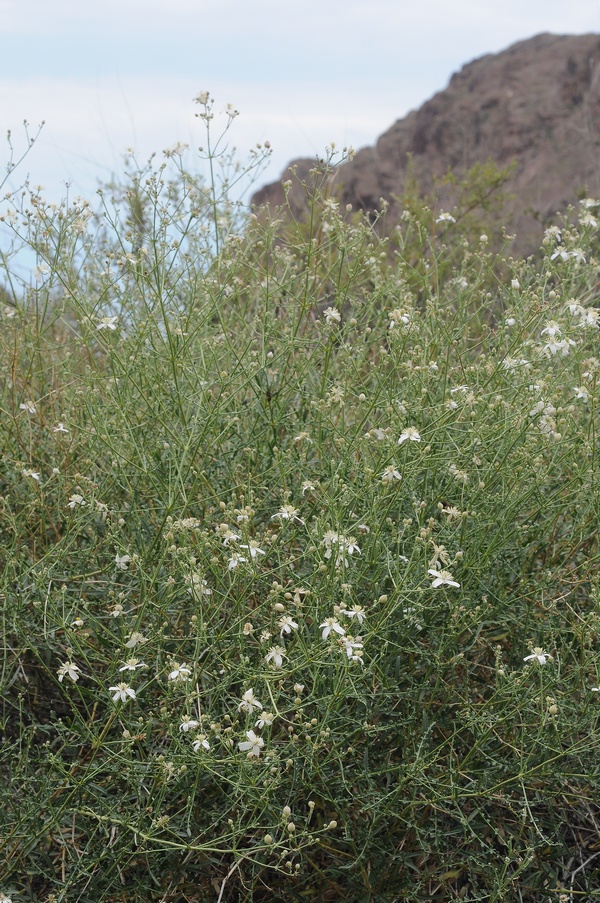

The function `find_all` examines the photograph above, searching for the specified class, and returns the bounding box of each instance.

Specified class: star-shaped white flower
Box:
[168,662,192,681]
[428,568,460,588]
[57,661,81,683]
[96,316,118,330]
[339,635,364,662]
[341,605,366,625]
[240,541,265,559]
[180,716,200,732]
[278,615,299,638]
[523,647,553,666]
[265,645,287,668]
[238,729,264,757]
[255,711,275,729]
[398,427,421,445]
[119,658,145,672]
[193,734,210,751]
[238,688,263,714]
[323,306,341,325]
[320,617,346,640]
[271,504,304,524]
[109,683,137,703]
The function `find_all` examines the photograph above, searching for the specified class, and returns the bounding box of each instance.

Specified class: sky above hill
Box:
[2,0,600,204]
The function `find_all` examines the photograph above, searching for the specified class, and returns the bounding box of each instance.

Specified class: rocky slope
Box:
[251,33,600,253]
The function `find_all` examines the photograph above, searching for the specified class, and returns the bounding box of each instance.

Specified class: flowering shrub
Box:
[1,104,600,902]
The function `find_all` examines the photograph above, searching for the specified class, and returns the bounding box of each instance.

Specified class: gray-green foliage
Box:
[1,106,599,902]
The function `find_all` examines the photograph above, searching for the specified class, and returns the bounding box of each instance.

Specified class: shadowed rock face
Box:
[251,33,600,254]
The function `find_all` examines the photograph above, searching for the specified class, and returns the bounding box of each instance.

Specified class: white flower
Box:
[551,247,586,264]
[168,662,192,681]
[573,386,589,402]
[345,537,361,556]
[271,504,303,524]
[340,605,366,625]
[124,631,147,648]
[255,711,275,729]
[192,734,210,751]
[20,400,37,414]
[320,617,346,640]
[67,494,85,508]
[96,316,118,330]
[577,307,599,329]
[542,335,576,357]
[540,320,561,337]
[22,469,40,481]
[180,716,200,732]
[398,427,421,445]
[238,729,264,758]
[301,480,316,494]
[511,279,520,290]
[339,635,364,662]
[57,661,81,682]
[523,647,553,666]
[428,568,460,588]
[70,617,85,628]
[436,211,456,224]
[53,422,69,433]
[115,553,132,570]
[323,306,341,324]
[265,645,287,668]
[217,525,241,545]
[238,688,263,714]
[240,541,265,559]
[228,553,248,570]
[109,683,137,703]
[278,615,299,637]
[381,465,402,483]
[119,658,145,672]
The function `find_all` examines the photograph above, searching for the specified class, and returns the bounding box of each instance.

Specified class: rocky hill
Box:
[251,33,600,253]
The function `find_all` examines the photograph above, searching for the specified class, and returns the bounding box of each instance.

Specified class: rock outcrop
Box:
[251,33,600,253]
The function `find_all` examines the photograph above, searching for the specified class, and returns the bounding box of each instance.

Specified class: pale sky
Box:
[2,0,600,204]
